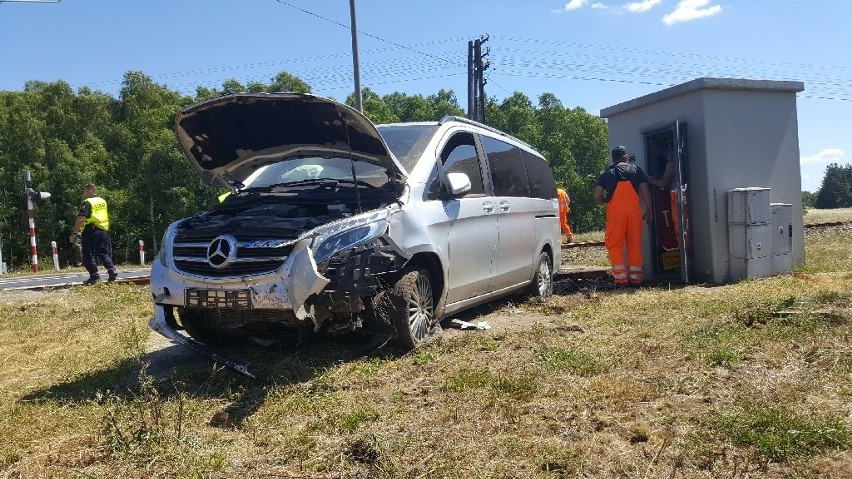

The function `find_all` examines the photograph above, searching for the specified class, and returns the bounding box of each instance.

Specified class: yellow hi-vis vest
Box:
[84,196,110,231]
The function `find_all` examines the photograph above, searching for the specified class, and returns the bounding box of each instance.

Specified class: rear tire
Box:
[388,266,441,350]
[527,251,554,298]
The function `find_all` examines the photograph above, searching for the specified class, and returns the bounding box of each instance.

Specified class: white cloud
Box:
[565,0,589,11]
[591,2,608,9]
[625,0,662,13]
[801,148,846,164]
[663,0,722,25]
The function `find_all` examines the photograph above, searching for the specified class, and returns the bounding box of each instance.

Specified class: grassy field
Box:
[1,214,850,478]
[804,207,852,224]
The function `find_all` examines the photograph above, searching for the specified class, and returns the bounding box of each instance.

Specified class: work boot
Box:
[83,276,100,285]
[108,270,118,282]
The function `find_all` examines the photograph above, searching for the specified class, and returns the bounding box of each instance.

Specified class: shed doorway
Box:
[643,122,692,282]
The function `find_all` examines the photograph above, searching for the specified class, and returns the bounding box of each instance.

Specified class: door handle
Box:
[482,201,494,213]
[499,201,510,212]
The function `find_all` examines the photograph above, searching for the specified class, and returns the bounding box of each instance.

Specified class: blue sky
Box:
[1,0,849,193]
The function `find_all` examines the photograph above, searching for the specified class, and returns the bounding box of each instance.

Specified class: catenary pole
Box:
[349,0,362,113]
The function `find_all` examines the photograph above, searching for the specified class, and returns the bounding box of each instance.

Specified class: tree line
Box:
[0,71,609,270]
[809,163,852,209]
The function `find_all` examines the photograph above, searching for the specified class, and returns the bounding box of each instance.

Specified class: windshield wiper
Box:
[242,178,378,192]
[240,178,340,192]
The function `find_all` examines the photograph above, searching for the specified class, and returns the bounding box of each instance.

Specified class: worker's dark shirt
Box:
[597,162,649,203]
[78,201,92,219]
[77,201,100,232]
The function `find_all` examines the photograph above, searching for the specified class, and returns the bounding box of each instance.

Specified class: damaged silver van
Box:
[150,93,560,351]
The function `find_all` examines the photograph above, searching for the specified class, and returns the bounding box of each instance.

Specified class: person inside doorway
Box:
[649,148,685,247]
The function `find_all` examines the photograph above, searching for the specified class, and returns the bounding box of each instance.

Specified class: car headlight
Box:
[313,220,386,264]
[157,222,179,267]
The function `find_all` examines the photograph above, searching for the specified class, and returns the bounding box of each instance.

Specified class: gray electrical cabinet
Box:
[729,188,772,280]
[770,203,793,274]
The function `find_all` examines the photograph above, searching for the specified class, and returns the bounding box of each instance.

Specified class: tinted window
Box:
[376,124,439,172]
[440,132,483,195]
[524,152,557,199]
[481,136,530,197]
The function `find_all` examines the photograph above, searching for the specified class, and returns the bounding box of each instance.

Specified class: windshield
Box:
[242,157,392,190]
[376,124,438,172]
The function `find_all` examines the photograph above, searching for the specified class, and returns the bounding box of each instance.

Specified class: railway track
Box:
[804,220,851,229]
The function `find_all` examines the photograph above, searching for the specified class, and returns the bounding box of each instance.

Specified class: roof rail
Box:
[438,115,537,152]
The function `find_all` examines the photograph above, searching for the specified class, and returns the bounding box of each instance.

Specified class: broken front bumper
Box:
[148,309,256,379]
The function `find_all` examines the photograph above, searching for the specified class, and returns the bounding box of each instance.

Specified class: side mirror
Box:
[444,172,471,197]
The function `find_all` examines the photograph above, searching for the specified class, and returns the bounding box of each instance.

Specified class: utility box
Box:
[729,188,771,281]
[770,203,793,274]
[601,77,806,284]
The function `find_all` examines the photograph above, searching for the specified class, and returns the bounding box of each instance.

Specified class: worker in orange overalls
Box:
[556,188,574,243]
[594,146,653,286]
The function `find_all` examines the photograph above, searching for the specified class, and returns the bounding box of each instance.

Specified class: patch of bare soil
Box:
[439,277,601,338]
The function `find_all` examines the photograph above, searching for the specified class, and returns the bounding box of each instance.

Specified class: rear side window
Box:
[524,152,557,199]
[441,132,484,195]
[481,135,531,197]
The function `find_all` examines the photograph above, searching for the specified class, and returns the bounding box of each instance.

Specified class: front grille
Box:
[172,233,295,277]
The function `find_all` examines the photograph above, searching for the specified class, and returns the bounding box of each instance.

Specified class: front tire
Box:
[388,266,440,350]
[527,251,554,298]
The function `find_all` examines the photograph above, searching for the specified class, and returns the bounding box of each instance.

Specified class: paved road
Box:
[0,267,151,290]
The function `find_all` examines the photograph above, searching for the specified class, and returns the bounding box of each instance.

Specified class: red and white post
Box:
[26,191,38,273]
[139,240,145,264]
[51,241,59,270]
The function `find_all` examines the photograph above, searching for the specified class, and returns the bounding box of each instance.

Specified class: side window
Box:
[481,135,531,197]
[439,132,484,195]
[524,152,557,199]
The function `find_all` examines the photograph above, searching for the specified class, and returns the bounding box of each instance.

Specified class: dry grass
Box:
[0,229,850,478]
[804,207,852,225]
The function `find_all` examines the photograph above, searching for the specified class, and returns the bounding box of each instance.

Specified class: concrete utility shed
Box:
[600,77,805,284]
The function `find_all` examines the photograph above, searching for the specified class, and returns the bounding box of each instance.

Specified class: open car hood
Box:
[175,93,406,187]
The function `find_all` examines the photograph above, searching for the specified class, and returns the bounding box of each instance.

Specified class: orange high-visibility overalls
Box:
[605,180,644,284]
[557,188,574,243]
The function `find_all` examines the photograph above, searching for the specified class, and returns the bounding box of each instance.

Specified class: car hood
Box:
[174,93,407,187]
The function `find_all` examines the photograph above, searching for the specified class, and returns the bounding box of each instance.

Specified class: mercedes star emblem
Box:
[206,234,237,269]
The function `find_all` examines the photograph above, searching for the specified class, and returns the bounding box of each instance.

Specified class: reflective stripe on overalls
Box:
[605,180,644,284]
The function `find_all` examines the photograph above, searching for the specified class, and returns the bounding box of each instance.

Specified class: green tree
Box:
[267,71,312,93]
[112,71,210,257]
[347,88,398,124]
[802,190,818,209]
[815,163,852,208]
[428,89,464,119]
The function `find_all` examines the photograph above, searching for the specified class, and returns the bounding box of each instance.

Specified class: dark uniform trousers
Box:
[82,225,115,278]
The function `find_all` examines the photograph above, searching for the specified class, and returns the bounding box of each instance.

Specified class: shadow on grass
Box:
[20,357,140,402]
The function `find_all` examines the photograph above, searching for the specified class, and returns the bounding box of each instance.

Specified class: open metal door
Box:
[643,124,689,282]
[672,121,691,283]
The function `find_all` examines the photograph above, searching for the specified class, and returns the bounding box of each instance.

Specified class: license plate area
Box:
[185,289,251,309]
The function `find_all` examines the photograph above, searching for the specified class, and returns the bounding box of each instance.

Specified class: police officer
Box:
[594,146,653,286]
[71,183,117,285]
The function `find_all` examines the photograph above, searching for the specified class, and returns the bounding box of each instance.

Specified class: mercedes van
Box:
[150,93,561,350]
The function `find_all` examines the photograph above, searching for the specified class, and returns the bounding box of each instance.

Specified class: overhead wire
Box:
[55,1,852,105]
